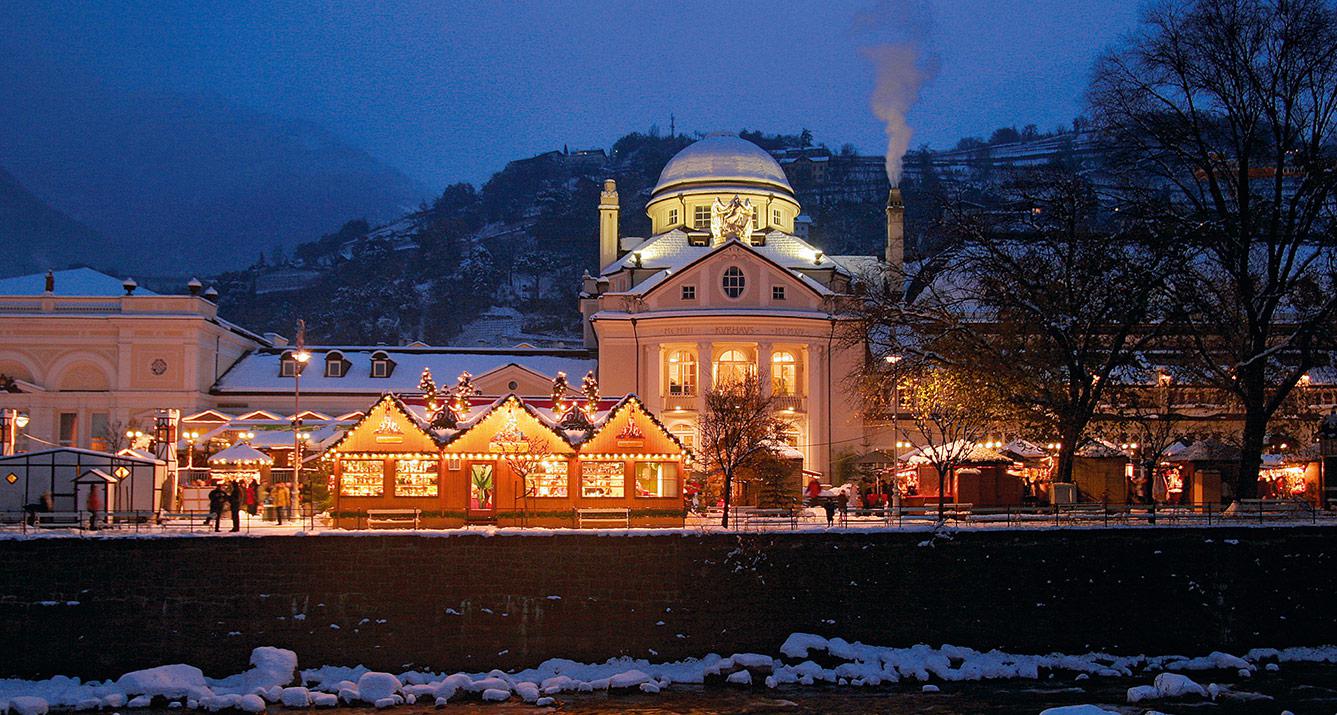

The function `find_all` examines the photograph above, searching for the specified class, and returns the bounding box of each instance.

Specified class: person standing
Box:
[228,481,242,532]
[272,482,290,525]
[805,476,822,506]
[207,484,226,531]
[86,483,103,531]
[244,480,258,516]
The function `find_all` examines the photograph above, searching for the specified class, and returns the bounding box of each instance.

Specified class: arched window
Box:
[666,349,697,396]
[721,266,745,298]
[771,351,799,396]
[714,348,753,386]
[370,350,395,378]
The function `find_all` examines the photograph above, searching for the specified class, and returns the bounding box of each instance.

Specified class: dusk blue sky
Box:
[2,0,1142,190]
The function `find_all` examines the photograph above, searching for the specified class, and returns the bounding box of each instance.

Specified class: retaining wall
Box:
[2,527,1334,679]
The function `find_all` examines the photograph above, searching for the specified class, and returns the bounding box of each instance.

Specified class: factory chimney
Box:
[598,179,620,269]
[885,188,904,272]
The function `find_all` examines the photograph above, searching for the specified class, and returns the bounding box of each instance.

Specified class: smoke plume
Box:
[864,43,936,186]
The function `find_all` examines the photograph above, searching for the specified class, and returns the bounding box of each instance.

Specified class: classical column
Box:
[697,341,713,411]
[757,342,773,398]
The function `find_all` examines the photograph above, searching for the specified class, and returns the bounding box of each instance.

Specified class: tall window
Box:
[667,208,679,226]
[693,205,711,229]
[772,208,782,226]
[722,266,745,298]
[771,351,799,396]
[667,350,697,396]
[58,413,78,447]
[714,349,753,386]
[90,412,109,452]
[635,461,680,498]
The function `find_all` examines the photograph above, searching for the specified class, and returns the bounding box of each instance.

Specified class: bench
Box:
[1053,499,1107,523]
[898,503,973,525]
[575,507,631,528]
[1231,498,1315,522]
[366,508,421,529]
[738,508,798,530]
[104,511,155,530]
[34,512,84,528]
[158,511,211,529]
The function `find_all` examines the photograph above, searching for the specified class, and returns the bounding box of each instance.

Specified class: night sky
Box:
[2,0,1141,188]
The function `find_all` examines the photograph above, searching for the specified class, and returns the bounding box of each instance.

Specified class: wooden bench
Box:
[898,503,973,525]
[158,511,211,529]
[575,507,631,528]
[104,510,155,529]
[1056,502,1108,523]
[34,512,84,528]
[366,508,421,529]
[1231,498,1314,522]
[738,508,798,530]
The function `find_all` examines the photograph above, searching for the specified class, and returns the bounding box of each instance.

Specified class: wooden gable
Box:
[332,396,437,454]
[582,398,685,457]
[445,397,575,456]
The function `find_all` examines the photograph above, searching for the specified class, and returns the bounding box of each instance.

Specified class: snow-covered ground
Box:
[2,634,1333,712]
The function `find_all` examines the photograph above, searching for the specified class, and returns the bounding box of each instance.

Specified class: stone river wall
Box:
[1,527,1334,680]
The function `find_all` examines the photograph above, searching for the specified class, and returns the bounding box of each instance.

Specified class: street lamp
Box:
[183,430,200,469]
[885,355,903,515]
[292,347,311,522]
[0,409,29,455]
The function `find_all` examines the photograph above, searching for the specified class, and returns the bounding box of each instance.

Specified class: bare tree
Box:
[1099,371,1193,509]
[503,437,554,528]
[1090,0,1337,497]
[857,169,1172,485]
[898,365,1000,521]
[698,374,791,528]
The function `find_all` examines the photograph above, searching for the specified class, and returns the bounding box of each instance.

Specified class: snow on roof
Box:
[653,134,793,197]
[213,347,596,394]
[0,268,157,297]
[903,441,1011,464]
[1167,439,1240,463]
[208,443,273,465]
[0,446,163,464]
[604,229,851,281]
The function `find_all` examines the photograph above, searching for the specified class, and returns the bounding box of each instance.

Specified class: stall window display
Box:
[341,460,385,497]
[394,459,438,497]
[635,461,679,498]
[530,460,569,498]
[582,461,625,498]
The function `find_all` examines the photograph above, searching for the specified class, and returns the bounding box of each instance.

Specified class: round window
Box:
[508,380,519,391]
[722,266,745,298]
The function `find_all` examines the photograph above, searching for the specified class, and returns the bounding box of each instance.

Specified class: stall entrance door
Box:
[468,463,496,520]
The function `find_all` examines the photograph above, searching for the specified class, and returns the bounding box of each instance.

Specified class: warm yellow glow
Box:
[14,413,29,429]
[294,350,312,364]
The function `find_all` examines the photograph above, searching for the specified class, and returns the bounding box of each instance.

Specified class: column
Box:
[757,342,773,398]
[696,341,712,412]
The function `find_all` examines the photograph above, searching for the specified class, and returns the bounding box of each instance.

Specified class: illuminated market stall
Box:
[325,371,689,528]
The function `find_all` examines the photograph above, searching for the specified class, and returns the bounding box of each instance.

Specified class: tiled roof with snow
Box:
[0,268,157,297]
[213,347,596,395]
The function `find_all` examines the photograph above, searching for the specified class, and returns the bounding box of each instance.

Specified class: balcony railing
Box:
[771,395,806,412]
[663,395,697,413]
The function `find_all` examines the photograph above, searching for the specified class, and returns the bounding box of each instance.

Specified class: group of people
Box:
[204,479,291,532]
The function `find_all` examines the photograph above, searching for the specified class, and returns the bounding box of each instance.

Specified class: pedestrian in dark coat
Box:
[207,485,227,532]
[228,481,243,532]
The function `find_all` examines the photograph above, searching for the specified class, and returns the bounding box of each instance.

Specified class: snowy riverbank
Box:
[3,634,1336,713]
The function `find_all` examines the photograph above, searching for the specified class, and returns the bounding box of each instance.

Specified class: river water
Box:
[281,665,1337,714]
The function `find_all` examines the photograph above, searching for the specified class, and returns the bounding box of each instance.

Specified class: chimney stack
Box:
[598,179,620,269]
[885,188,905,272]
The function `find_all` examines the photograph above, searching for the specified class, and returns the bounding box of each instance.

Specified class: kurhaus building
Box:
[0,135,894,482]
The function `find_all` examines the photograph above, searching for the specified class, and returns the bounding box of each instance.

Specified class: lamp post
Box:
[292,348,311,523]
[884,355,903,516]
[183,430,200,470]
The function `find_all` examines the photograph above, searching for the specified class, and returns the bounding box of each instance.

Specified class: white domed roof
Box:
[653,134,793,197]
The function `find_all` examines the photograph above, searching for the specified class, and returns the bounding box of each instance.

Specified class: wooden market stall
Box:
[326,391,688,529]
[901,442,1023,508]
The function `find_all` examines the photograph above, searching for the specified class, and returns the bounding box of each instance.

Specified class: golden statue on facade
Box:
[710,195,755,244]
